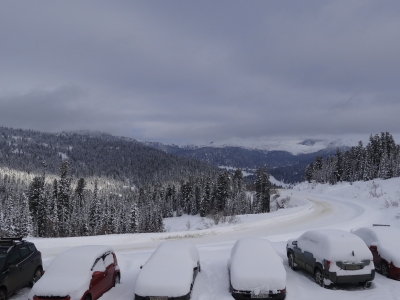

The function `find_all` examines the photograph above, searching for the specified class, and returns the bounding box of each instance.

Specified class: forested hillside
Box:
[305,132,400,184]
[0,127,219,186]
[0,126,273,239]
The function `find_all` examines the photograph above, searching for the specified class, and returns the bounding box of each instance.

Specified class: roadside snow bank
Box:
[295,178,400,226]
[163,190,308,232]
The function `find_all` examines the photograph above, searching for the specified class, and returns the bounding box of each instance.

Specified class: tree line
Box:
[0,161,271,238]
[305,132,400,184]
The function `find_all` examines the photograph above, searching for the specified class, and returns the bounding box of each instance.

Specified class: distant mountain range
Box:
[155,137,356,155]
[0,126,354,185]
[143,139,352,184]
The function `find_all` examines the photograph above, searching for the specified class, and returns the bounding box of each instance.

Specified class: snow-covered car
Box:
[28,245,120,300]
[134,241,200,300]
[228,238,286,299]
[287,229,375,288]
[352,226,400,280]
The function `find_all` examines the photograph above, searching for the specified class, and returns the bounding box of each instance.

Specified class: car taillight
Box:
[326,260,331,271]
[41,270,45,275]
[38,251,41,257]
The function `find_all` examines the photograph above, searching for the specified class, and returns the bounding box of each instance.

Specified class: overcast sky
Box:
[1,1,399,144]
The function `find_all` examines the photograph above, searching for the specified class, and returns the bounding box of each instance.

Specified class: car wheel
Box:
[364,281,372,288]
[381,262,390,278]
[288,252,296,270]
[114,273,121,287]
[315,268,324,287]
[0,289,6,300]
[31,267,43,286]
[83,295,91,300]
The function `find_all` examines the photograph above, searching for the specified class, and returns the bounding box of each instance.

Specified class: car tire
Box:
[0,288,6,300]
[364,281,372,288]
[381,262,390,278]
[288,252,296,270]
[315,268,325,288]
[114,273,121,287]
[31,267,43,286]
[83,295,91,300]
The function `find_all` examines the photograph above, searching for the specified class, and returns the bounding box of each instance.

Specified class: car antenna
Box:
[352,251,354,256]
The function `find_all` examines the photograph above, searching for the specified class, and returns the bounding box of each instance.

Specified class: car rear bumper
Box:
[327,270,375,284]
[231,290,286,300]
[134,292,191,300]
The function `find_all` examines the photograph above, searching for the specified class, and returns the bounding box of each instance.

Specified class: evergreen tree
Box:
[260,165,271,213]
[130,202,140,233]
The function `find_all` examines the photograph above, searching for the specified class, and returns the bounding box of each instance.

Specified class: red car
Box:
[28,245,121,300]
[352,226,400,280]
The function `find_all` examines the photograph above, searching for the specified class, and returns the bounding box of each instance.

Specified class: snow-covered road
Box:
[12,187,400,300]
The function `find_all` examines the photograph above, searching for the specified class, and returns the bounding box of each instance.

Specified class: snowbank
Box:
[352,226,400,267]
[134,241,199,297]
[29,245,113,300]
[295,178,400,226]
[228,238,286,293]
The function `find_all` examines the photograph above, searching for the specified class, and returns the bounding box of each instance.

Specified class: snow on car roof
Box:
[29,245,113,300]
[229,238,286,292]
[297,229,372,262]
[352,226,400,266]
[134,241,199,297]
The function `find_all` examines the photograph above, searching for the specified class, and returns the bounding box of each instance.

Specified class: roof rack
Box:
[0,237,23,241]
[372,224,390,227]
[0,237,24,246]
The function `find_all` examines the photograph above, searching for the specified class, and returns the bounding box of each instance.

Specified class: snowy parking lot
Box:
[12,179,400,300]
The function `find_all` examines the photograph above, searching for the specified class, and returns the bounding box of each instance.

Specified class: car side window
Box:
[28,245,36,252]
[104,253,114,268]
[19,246,32,260]
[7,250,21,266]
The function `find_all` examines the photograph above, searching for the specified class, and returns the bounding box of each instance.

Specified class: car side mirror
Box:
[292,241,298,246]
[92,271,102,277]
[8,264,18,270]
[370,245,377,251]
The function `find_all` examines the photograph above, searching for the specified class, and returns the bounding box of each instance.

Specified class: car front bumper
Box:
[134,292,191,300]
[326,270,375,284]
[231,290,286,300]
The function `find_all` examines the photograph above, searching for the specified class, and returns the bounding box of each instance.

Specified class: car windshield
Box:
[0,248,8,268]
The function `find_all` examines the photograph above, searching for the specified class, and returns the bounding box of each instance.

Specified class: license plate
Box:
[345,265,361,270]
[150,297,168,300]
[251,294,269,298]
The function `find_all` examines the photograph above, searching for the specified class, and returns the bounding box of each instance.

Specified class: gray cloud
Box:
[0,1,399,144]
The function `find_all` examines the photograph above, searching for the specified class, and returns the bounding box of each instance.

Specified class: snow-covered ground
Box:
[13,179,400,300]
